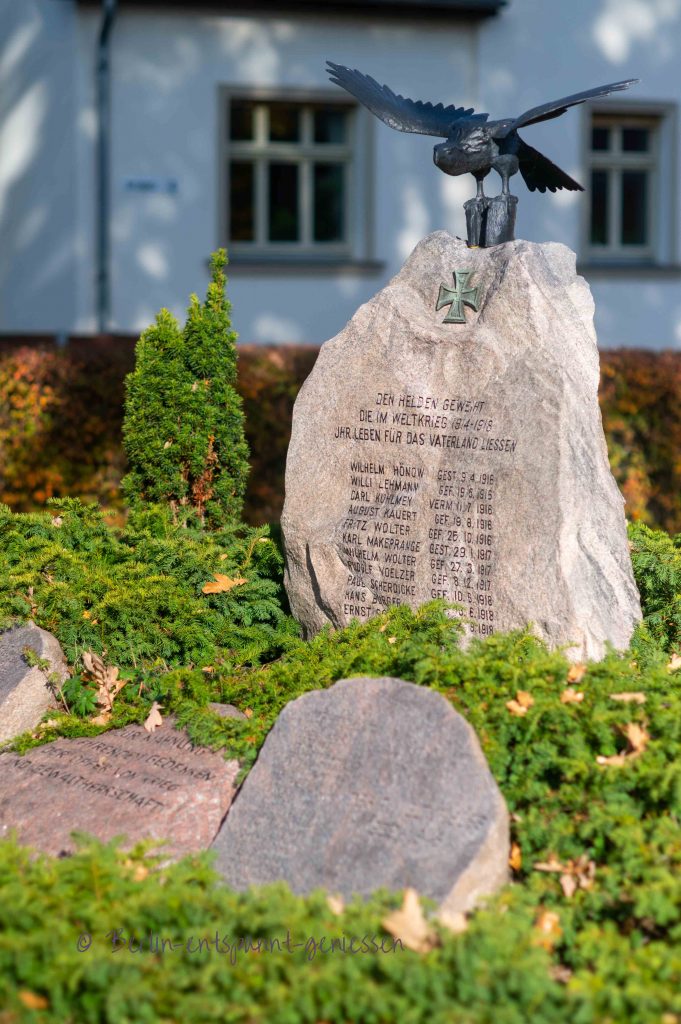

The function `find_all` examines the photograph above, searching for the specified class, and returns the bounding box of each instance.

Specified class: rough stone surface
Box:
[212,676,509,917]
[0,718,240,859]
[208,702,247,720]
[282,232,641,659]
[0,624,68,744]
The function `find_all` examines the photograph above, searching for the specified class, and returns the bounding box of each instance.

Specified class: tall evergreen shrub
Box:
[122,251,249,528]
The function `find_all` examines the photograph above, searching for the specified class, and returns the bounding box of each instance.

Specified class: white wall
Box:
[0,0,79,334]
[75,6,478,341]
[480,0,681,348]
[3,1,680,348]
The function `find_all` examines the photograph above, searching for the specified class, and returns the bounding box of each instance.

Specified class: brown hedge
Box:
[0,339,679,532]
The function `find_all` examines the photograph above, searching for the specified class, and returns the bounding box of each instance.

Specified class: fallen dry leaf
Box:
[596,752,628,767]
[561,687,584,705]
[125,861,150,882]
[534,853,595,898]
[506,690,534,717]
[610,692,646,705]
[82,651,127,713]
[202,574,247,594]
[550,964,573,984]
[436,907,468,934]
[624,721,649,755]
[567,663,587,684]
[144,702,164,734]
[667,653,681,672]
[18,991,49,1010]
[90,711,112,727]
[382,888,438,953]
[388,636,397,644]
[243,708,253,719]
[326,894,344,915]
[509,842,522,871]
[533,853,564,874]
[597,721,649,767]
[533,909,562,951]
[560,874,577,900]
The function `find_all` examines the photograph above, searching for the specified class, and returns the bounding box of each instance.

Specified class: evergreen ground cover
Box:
[0,512,679,1023]
[0,257,679,1023]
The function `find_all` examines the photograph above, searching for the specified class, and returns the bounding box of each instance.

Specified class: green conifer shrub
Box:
[122,251,249,528]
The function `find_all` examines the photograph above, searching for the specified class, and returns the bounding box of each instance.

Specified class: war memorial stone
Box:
[281,232,642,660]
[0,624,67,744]
[212,676,509,917]
[0,718,240,859]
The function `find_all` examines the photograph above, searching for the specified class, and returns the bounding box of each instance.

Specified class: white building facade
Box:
[1,0,680,348]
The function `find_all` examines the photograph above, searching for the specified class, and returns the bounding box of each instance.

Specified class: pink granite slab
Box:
[0,717,240,859]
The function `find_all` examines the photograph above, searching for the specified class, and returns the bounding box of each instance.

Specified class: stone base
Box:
[465,194,518,247]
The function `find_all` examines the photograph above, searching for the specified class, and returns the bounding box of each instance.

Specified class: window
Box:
[584,106,677,266]
[223,94,360,259]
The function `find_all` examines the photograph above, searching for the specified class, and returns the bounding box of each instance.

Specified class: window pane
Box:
[591,127,610,151]
[314,108,347,144]
[229,162,254,242]
[230,101,255,141]
[622,127,649,152]
[590,170,608,245]
[268,163,299,241]
[268,104,300,143]
[314,163,345,242]
[621,170,647,245]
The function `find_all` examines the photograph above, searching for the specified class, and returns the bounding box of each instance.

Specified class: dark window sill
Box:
[577,261,681,278]
[219,257,386,276]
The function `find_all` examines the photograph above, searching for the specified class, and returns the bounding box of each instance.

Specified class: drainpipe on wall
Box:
[96,0,118,334]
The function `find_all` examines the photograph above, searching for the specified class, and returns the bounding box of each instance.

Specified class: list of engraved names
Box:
[333,390,518,636]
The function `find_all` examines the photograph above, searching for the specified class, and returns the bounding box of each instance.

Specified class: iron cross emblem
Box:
[436,270,481,324]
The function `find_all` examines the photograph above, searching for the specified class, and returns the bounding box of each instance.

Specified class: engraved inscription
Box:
[335,389,518,636]
[5,726,219,812]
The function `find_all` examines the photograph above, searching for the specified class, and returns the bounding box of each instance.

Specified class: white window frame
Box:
[219,87,372,263]
[582,101,677,267]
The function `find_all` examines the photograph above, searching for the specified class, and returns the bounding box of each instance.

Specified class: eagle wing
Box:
[326,62,488,138]
[491,79,640,137]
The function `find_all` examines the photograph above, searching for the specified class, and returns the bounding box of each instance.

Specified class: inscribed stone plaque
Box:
[0,718,239,859]
[0,624,67,744]
[282,232,641,659]
[213,677,509,916]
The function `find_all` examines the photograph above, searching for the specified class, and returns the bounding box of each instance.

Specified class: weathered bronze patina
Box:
[327,62,638,247]
[436,270,481,324]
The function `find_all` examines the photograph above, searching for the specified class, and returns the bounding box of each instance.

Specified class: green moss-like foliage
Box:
[0,607,680,1022]
[0,503,679,1018]
[122,251,249,528]
[629,520,681,657]
[0,498,293,690]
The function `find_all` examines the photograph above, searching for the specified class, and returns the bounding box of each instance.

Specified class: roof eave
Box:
[76,0,506,18]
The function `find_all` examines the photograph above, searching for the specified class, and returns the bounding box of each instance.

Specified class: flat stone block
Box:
[0,718,240,860]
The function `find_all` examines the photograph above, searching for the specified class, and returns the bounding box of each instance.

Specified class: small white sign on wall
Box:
[123,177,178,194]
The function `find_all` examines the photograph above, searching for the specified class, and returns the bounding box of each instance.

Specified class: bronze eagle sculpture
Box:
[327,62,639,198]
